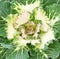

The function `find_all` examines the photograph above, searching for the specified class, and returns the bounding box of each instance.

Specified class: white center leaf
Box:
[15,11,30,28]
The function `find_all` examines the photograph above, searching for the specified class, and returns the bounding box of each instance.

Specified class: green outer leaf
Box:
[0,19,7,37]
[53,20,60,39]
[0,43,13,49]
[29,50,47,59]
[44,41,60,59]
[41,0,60,9]
[0,1,10,17]
[44,4,60,19]
[11,0,35,5]
[6,47,29,59]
